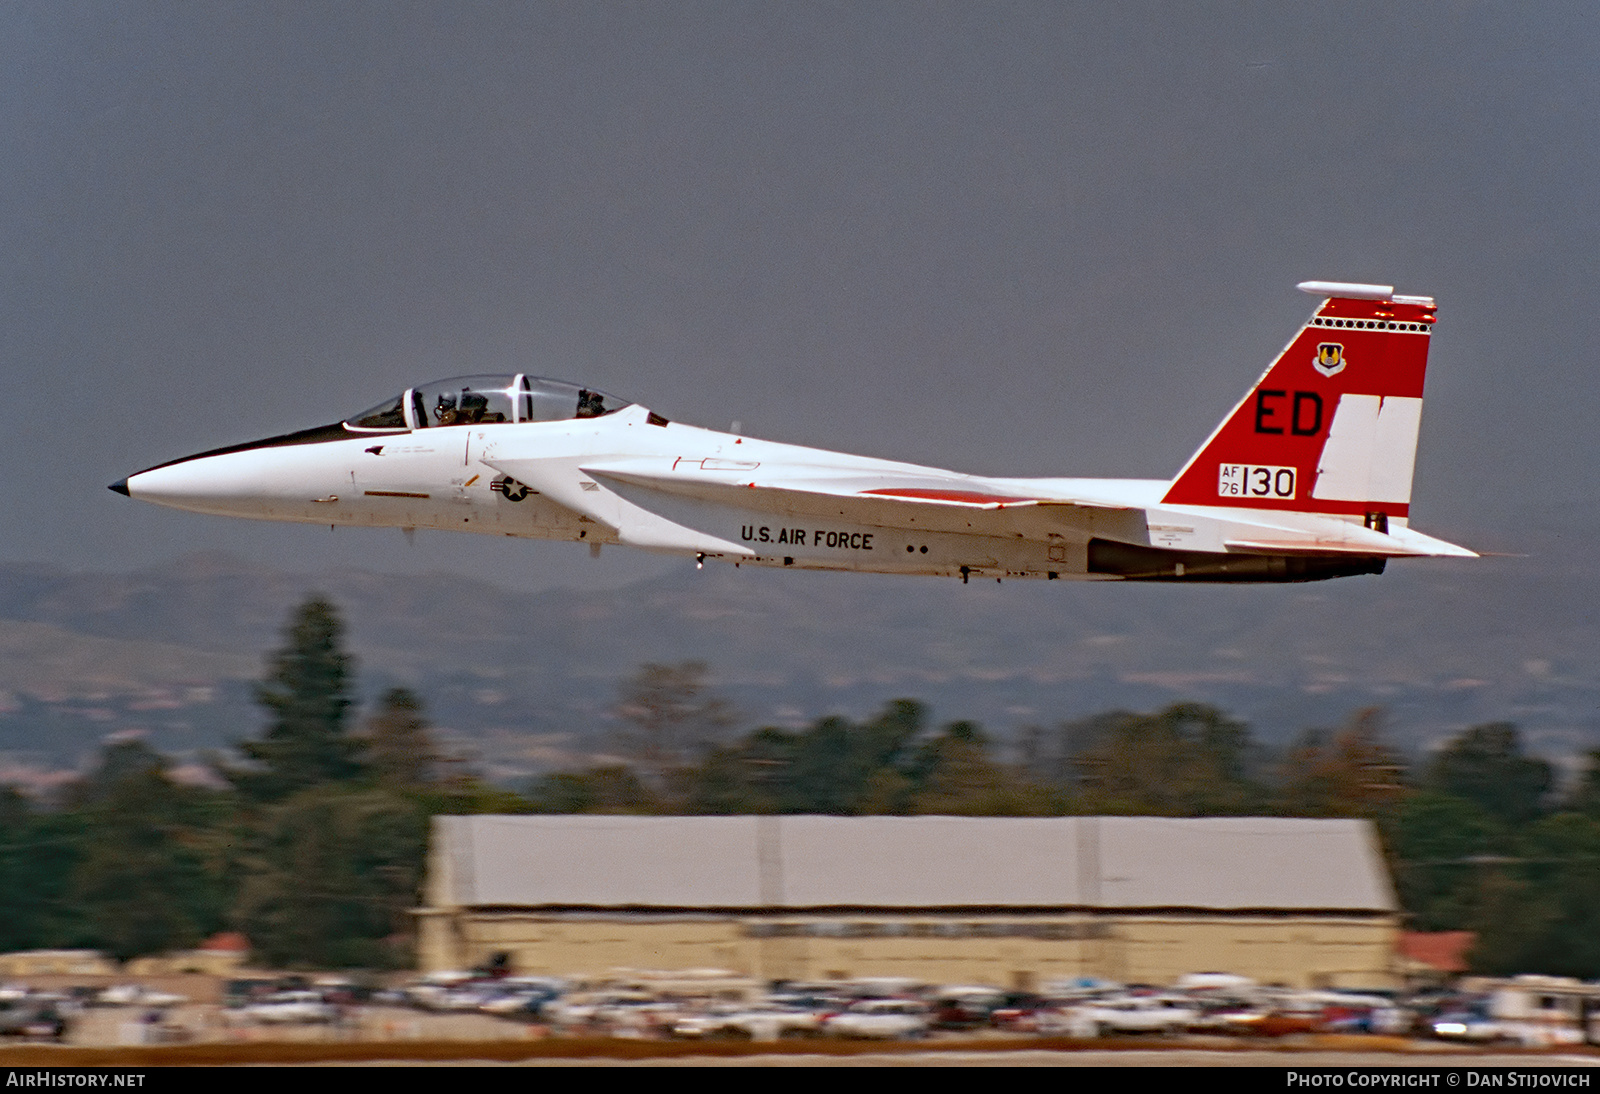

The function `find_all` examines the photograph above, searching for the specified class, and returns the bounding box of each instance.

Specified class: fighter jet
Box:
[111,281,1474,583]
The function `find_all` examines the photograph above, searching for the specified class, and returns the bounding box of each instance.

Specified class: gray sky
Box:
[4,2,1594,589]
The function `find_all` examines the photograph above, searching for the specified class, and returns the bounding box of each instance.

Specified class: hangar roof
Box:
[429,815,1396,914]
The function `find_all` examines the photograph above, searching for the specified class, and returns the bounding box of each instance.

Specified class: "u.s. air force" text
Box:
[740,526,874,550]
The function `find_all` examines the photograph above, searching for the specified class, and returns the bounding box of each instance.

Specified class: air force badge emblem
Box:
[1314,342,1346,378]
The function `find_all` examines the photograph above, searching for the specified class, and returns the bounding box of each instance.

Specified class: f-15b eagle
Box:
[112,281,1475,583]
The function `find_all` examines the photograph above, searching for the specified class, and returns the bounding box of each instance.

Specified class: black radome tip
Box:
[108,478,130,497]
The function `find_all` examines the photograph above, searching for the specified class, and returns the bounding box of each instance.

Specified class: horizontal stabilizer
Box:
[1224,527,1477,560]
[1227,539,1426,559]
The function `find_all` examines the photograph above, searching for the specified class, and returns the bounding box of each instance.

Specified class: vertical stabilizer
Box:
[1162,281,1436,524]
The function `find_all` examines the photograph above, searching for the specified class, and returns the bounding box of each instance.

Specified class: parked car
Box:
[1070,995,1199,1037]
[0,1001,69,1041]
[823,999,931,1040]
[672,1002,823,1041]
[1430,1004,1509,1044]
[930,986,1005,1031]
[241,991,337,1025]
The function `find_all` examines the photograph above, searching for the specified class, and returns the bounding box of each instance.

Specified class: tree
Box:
[612,661,733,793]
[1070,703,1266,816]
[1426,722,1552,827]
[1466,866,1555,976]
[69,741,229,962]
[1498,812,1600,977]
[1388,790,1501,932]
[0,788,87,953]
[232,596,364,801]
[785,715,886,813]
[678,699,928,815]
[233,785,427,968]
[1567,749,1600,817]
[1275,708,1407,819]
[360,687,443,790]
[908,721,1060,816]
[527,766,659,814]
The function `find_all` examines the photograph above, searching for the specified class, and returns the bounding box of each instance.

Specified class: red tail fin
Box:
[1162,281,1436,522]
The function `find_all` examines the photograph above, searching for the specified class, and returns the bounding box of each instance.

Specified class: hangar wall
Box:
[417,815,1400,989]
[419,911,1396,990]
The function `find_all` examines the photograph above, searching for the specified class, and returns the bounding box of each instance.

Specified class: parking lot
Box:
[3,970,1599,1066]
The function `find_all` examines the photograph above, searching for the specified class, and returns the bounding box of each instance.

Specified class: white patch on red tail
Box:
[1312,394,1423,505]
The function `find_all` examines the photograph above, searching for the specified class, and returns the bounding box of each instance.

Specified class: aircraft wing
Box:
[576,456,1136,536]
[480,455,755,556]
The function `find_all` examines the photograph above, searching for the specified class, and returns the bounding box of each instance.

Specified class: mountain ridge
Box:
[0,548,1590,786]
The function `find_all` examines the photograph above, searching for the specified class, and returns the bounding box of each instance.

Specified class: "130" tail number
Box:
[1218,464,1296,499]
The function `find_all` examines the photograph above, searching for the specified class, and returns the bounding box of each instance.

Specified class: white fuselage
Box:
[119,279,1481,588]
[118,402,1453,582]
[122,405,1141,578]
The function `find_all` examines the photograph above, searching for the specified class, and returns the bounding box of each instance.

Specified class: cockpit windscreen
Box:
[344,375,631,432]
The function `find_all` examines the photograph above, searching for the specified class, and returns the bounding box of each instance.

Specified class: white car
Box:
[242,991,337,1025]
[823,999,931,1040]
[1070,996,1199,1037]
[95,985,188,1008]
[673,1003,823,1041]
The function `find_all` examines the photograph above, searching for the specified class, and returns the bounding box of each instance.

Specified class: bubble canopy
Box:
[344,375,632,432]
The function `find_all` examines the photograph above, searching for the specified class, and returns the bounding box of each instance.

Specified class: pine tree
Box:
[232,596,364,802]
[361,687,443,790]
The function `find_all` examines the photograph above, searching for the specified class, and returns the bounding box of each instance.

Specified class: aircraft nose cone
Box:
[108,478,130,497]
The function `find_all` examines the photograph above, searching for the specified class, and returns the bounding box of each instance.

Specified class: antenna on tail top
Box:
[1297,280,1435,307]
[1296,280,1394,300]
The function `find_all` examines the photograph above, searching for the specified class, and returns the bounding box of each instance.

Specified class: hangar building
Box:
[418,814,1399,989]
